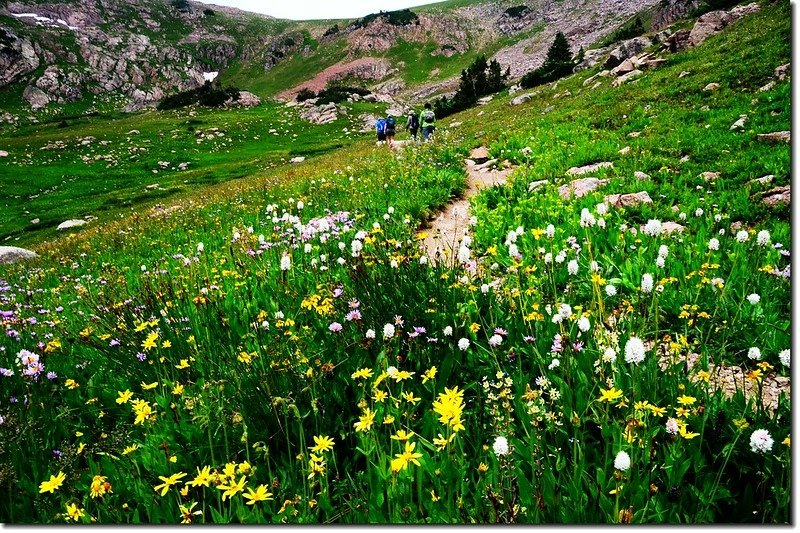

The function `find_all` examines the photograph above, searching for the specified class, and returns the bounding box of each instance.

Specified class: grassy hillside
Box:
[0,0,790,524]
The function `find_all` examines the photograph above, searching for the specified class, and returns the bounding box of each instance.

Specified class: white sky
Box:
[195,0,445,20]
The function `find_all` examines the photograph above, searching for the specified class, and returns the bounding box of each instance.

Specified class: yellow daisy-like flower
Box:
[433,433,455,451]
[244,484,274,505]
[65,502,85,522]
[175,359,190,370]
[189,466,213,488]
[161,340,172,349]
[122,444,139,455]
[401,391,421,404]
[153,472,187,497]
[351,368,374,380]
[676,395,696,406]
[116,390,133,404]
[218,476,247,501]
[469,323,481,333]
[141,381,158,390]
[422,366,437,384]
[782,436,790,447]
[597,387,623,403]
[354,408,376,432]
[372,389,388,403]
[390,429,415,441]
[478,462,489,473]
[39,471,66,494]
[179,501,203,524]
[309,435,335,453]
[383,415,395,425]
[172,383,184,395]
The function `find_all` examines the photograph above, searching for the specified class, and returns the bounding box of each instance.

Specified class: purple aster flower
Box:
[329,322,343,333]
[46,371,57,380]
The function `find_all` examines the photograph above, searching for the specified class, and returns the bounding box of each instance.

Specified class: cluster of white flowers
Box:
[605,284,617,297]
[383,323,395,339]
[643,219,662,237]
[577,316,591,332]
[747,347,762,360]
[735,230,749,242]
[746,293,760,305]
[602,347,617,363]
[658,245,669,259]
[493,436,510,456]
[580,208,596,228]
[567,259,579,276]
[443,326,453,337]
[596,203,608,216]
[458,338,470,351]
[641,273,654,294]
[280,253,292,271]
[624,337,646,364]
[757,230,771,246]
[614,451,631,471]
[749,429,774,454]
[365,329,376,339]
[546,224,555,238]
[488,334,503,347]
[708,238,720,251]
[779,349,790,368]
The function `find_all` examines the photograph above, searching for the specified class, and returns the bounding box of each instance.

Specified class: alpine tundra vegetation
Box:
[0,0,791,525]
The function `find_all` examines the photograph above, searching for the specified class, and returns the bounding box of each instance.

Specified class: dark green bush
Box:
[505,5,531,18]
[157,83,240,111]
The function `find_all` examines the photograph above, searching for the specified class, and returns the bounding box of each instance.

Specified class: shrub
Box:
[352,9,419,29]
[203,8,215,16]
[597,15,647,47]
[157,82,240,110]
[296,88,317,102]
[315,84,370,104]
[170,0,189,12]
[433,55,509,118]
[505,5,531,18]
[323,24,340,37]
[520,32,576,89]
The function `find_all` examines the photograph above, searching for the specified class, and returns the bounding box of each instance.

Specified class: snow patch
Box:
[11,12,78,30]
[203,72,219,82]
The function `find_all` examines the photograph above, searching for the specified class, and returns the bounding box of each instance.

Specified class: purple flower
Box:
[136,352,147,362]
[572,341,584,352]
[523,336,535,343]
[110,339,121,347]
[333,288,343,298]
[329,322,343,333]
[494,328,508,336]
[345,310,362,322]
[550,334,564,354]
[46,371,57,380]
[0,368,14,377]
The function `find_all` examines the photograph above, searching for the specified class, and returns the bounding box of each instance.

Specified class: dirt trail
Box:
[419,148,514,265]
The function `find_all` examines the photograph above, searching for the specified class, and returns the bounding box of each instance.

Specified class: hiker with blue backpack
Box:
[384,114,397,147]
[375,116,387,144]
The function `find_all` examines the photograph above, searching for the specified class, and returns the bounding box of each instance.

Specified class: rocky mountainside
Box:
[0,0,710,112]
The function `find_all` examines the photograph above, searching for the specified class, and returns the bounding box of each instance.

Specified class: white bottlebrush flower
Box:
[614,451,631,471]
[457,245,471,263]
[747,347,762,360]
[679,212,687,221]
[736,230,749,242]
[779,349,790,368]
[756,230,771,246]
[443,326,453,337]
[643,219,662,237]
[383,213,390,220]
[605,284,617,297]
[351,240,363,254]
[555,251,566,264]
[708,238,720,251]
[493,436,510,456]
[580,208,596,227]
[419,255,428,265]
[598,218,606,229]
[544,253,553,264]
[140,264,147,272]
[546,224,555,238]
[749,429,774,454]
[481,284,490,294]
[747,293,760,305]
[567,259,579,276]
[590,260,600,272]
[577,316,590,332]
[390,259,399,268]
[489,334,503,347]
[665,418,680,435]
[304,243,313,253]
[458,338,470,351]
[508,243,520,258]
[197,242,204,253]
[656,256,665,269]
[596,202,608,216]
[365,329,376,339]
[714,214,721,223]
[602,347,617,363]
[338,241,346,251]
[558,303,572,318]
[280,254,292,271]
[641,273,654,293]
[624,337,646,364]
[695,208,704,217]
[506,230,518,244]
[658,245,669,258]
[337,257,346,265]
[383,323,395,339]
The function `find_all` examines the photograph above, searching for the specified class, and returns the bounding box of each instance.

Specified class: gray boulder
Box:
[605,191,653,207]
[612,69,643,87]
[57,219,88,230]
[567,161,614,176]
[757,131,790,143]
[605,36,652,69]
[0,246,38,264]
[510,93,533,106]
[23,85,50,108]
[559,178,609,199]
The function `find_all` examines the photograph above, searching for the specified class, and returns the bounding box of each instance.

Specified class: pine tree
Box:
[544,32,573,68]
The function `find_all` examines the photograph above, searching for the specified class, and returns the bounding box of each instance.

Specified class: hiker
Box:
[376,116,387,144]
[421,103,436,142]
[406,108,419,141]
[384,114,397,147]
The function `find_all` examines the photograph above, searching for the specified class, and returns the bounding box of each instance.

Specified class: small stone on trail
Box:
[566,161,614,176]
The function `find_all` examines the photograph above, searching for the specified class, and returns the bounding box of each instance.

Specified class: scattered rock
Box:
[748,174,774,186]
[678,70,691,78]
[618,146,631,155]
[611,59,636,76]
[730,114,748,130]
[0,246,38,264]
[57,219,88,230]
[23,85,50,108]
[559,178,609,199]
[510,93,533,106]
[605,36,652,69]
[627,131,641,138]
[469,146,490,161]
[687,3,761,48]
[528,180,548,192]
[661,221,685,234]
[774,63,790,81]
[607,191,653,207]
[477,95,493,105]
[583,70,611,87]
[757,131,790,143]
[449,121,463,128]
[289,156,306,164]
[612,69,643,87]
[758,81,776,92]
[634,171,651,180]
[703,82,721,91]
[760,185,790,207]
[146,183,160,190]
[700,171,720,181]
[567,161,614,176]
[30,218,39,224]
[0,150,7,157]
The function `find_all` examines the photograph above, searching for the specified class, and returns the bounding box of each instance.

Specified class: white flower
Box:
[197,242,204,253]
[555,251,566,264]
[443,326,453,337]
[714,214,721,223]
[388,206,395,214]
[567,259,579,276]
[383,213,390,220]
[624,337,646,365]
[746,293,760,305]
[665,418,679,435]
[614,451,631,471]
[656,256,665,269]
[508,243,519,258]
[747,347,761,360]
[643,219,662,237]
[544,253,553,264]
[337,257,346,265]
[481,284,490,294]
[390,260,398,268]
[580,208,596,227]
[506,230,518,244]
[598,218,606,229]
[419,255,428,265]
[596,203,608,216]
[658,245,669,258]
[351,240,363,255]
[387,366,398,378]
[605,284,617,297]
[493,436,510,456]
[577,316,590,332]
[296,201,304,210]
[749,429,774,454]
[695,208,704,217]
[458,338,470,351]
[548,358,560,370]
[679,212,687,221]
[365,329,376,339]
[338,241,346,251]
[304,243,312,253]
[708,238,719,251]
[590,260,600,272]
[779,349,790,368]
[546,224,555,238]
[736,230,749,242]
[489,334,503,347]
[756,230,771,246]
[602,347,617,363]
[641,273,654,294]
[551,313,564,324]
[280,254,292,271]
[383,323,395,339]
[457,245,471,263]
[558,303,572,318]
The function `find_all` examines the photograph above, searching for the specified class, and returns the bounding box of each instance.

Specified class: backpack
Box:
[422,109,435,126]
[385,116,396,134]
[376,118,386,134]
[409,113,419,129]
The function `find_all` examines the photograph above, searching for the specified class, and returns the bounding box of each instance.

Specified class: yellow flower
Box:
[354,408,375,432]
[383,415,395,425]
[433,433,455,451]
[169,455,177,463]
[116,390,133,404]
[678,423,700,440]
[309,435,335,453]
[141,381,158,390]
[77,442,86,455]
[598,387,623,403]
[782,436,790,447]
[676,395,696,406]
[393,370,415,381]
[179,501,203,524]
[175,359,190,370]
[390,441,423,473]
[161,340,172,349]
[122,444,139,455]
[647,405,666,417]
[65,502,85,522]
[478,462,489,473]
[373,389,388,403]
[131,399,154,425]
[244,484,274,505]
[153,472,187,497]
[422,366,437,384]
[469,323,481,333]
[530,228,545,240]
[733,418,750,431]
[142,331,158,351]
[351,368,374,380]
[65,379,79,389]
[430,489,440,502]
[39,471,66,493]
[401,391,421,404]
[172,383,184,395]
[675,407,690,418]
[694,370,710,383]
[237,461,252,475]
[218,475,247,501]
[189,466,213,488]
[390,429,415,441]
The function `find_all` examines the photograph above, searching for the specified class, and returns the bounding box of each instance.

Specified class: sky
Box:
[194,0,445,21]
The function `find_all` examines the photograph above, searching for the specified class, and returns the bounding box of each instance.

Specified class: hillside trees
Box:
[520,31,577,88]
[434,55,509,118]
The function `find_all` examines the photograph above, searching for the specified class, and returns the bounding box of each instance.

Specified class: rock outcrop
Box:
[0,246,38,264]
